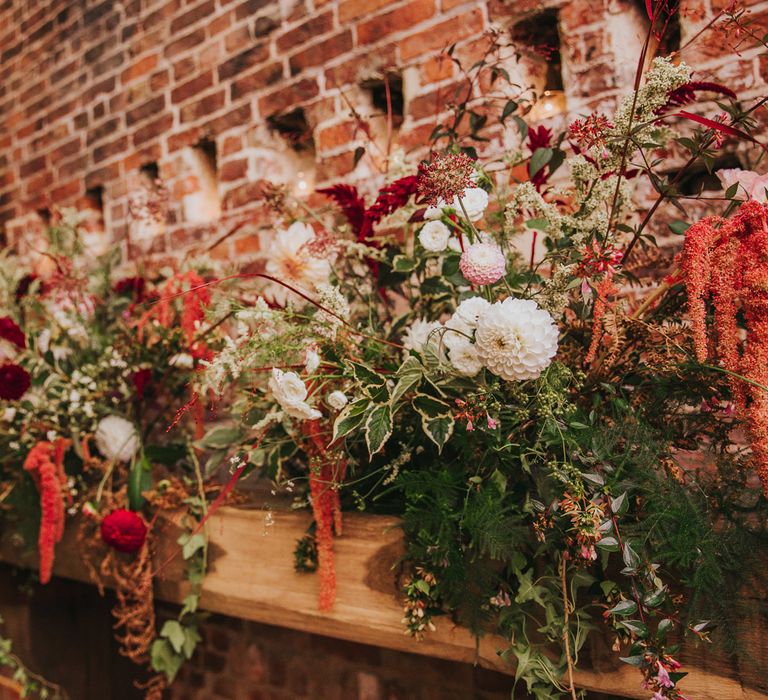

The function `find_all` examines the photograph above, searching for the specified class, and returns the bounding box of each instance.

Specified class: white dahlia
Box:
[418,220,451,252]
[454,296,491,328]
[269,368,322,421]
[95,415,141,463]
[424,187,489,222]
[448,338,483,377]
[264,222,331,306]
[402,319,443,354]
[475,298,558,381]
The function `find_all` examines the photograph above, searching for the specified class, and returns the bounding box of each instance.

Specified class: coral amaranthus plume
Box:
[680,200,768,496]
[23,439,71,584]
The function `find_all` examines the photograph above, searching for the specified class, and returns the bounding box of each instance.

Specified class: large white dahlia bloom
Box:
[475,298,558,381]
[95,415,141,463]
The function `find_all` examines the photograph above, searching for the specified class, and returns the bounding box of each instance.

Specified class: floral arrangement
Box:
[2,4,768,700]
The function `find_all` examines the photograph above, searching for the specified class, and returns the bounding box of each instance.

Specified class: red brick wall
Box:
[2,0,766,261]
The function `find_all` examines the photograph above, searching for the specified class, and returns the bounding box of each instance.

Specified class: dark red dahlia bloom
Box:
[130,368,152,400]
[100,508,148,553]
[113,276,146,301]
[0,363,31,400]
[0,316,26,349]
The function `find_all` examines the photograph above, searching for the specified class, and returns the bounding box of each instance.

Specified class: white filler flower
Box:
[95,415,141,463]
[327,390,349,410]
[269,368,321,421]
[475,298,558,381]
[264,222,331,306]
[418,220,451,252]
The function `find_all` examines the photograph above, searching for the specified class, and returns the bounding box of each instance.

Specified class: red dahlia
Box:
[0,363,31,400]
[0,316,26,349]
[100,508,148,553]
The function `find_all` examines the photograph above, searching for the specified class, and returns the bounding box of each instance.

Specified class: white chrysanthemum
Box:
[264,222,331,306]
[454,297,491,328]
[269,368,321,420]
[418,220,451,252]
[475,298,558,381]
[402,319,443,354]
[448,338,483,377]
[95,415,140,463]
[327,390,348,410]
[424,187,489,222]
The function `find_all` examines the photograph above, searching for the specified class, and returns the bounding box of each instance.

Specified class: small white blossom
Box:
[94,415,141,462]
[268,368,321,421]
[169,353,194,369]
[327,390,349,410]
[305,349,321,374]
[418,220,451,252]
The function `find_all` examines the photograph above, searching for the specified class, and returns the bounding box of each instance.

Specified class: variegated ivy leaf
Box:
[412,393,454,452]
[332,398,370,443]
[391,355,424,404]
[392,254,419,272]
[365,403,393,458]
[344,360,389,402]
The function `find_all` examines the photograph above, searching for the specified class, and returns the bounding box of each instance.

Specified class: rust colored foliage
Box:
[680,200,768,495]
[303,420,346,612]
[23,439,71,584]
[136,270,212,360]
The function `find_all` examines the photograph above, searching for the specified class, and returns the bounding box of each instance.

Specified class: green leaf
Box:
[529,147,553,178]
[501,99,518,122]
[622,541,641,570]
[391,356,424,404]
[182,626,202,659]
[151,639,183,682]
[724,182,739,199]
[160,620,186,654]
[345,361,388,402]
[365,403,393,458]
[180,593,199,617]
[412,393,451,418]
[619,654,645,667]
[668,220,690,235]
[610,492,628,516]
[332,399,370,442]
[596,536,620,552]
[128,454,153,511]
[609,600,637,617]
[423,414,454,452]
[657,618,674,637]
[197,425,244,450]
[525,217,550,231]
[179,533,206,560]
[620,620,649,638]
[393,254,419,272]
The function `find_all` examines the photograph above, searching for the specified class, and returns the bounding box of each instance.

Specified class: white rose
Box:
[95,415,141,463]
[455,187,489,222]
[327,391,349,410]
[418,221,451,252]
[268,368,321,421]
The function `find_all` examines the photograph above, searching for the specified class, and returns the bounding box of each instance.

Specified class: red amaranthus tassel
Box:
[585,277,618,365]
[303,420,346,611]
[23,438,71,584]
[680,200,768,495]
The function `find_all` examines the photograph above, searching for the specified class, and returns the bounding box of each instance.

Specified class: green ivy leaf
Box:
[391,356,424,404]
[182,626,202,659]
[332,399,370,442]
[345,361,389,402]
[178,533,206,560]
[365,403,393,458]
[151,639,183,682]
[160,620,185,654]
[393,254,419,272]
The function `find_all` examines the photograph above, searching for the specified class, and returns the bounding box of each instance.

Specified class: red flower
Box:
[100,509,148,553]
[24,439,70,584]
[114,276,146,301]
[130,368,152,400]
[0,363,31,400]
[0,316,25,349]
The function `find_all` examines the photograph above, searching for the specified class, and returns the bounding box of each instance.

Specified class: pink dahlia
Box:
[459,242,506,286]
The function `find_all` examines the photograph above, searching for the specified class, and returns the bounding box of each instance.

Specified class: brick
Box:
[205,104,252,135]
[258,77,319,116]
[230,62,284,100]
[225,26,252,52]
[399,8,484,60]
[276,10,333,52]
[50,179,82,203]
[317,121,358,151]
[289,31,354,76]
[168,126,204,152]
[133,113,174,145]
[421,54,454,83]
[339,0,392,22]
[165,28,206,58]
[121,54,158,83]
[235,0,272,21]
[357,0,436,45]
[171,71,214,103]
[20,156,45,178]
[221,134,242,156]
[87,117,121,145]
[217,43,270,81]
[220,158,247,181]
[171,0,215,33]
[233,233,261,254]
[126,95,165,125]
[180,89,226,122]
[93,135,128,163]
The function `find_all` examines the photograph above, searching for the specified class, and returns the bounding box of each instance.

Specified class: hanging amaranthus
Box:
[680,200,768,495]
[23,439,70,584]
[303,420,346,611]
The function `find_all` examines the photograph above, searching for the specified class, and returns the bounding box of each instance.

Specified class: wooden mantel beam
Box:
[1,506,765,700]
